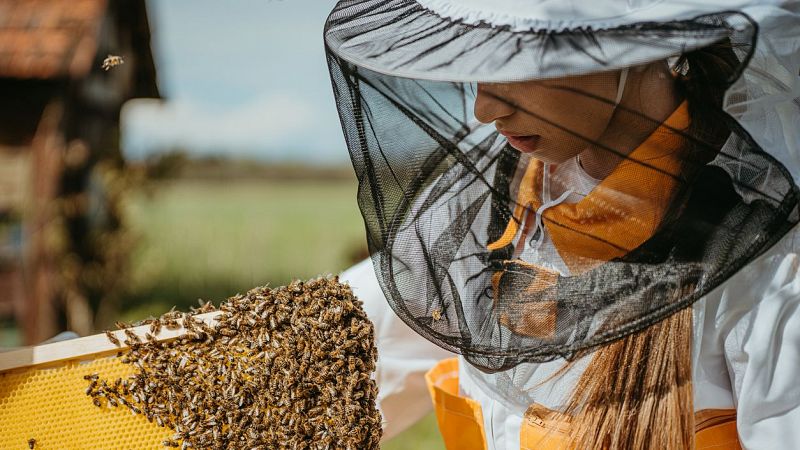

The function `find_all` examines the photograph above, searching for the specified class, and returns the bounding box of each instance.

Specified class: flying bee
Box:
[101,54,124,71]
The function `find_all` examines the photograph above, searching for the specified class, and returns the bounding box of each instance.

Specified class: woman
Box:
[326,0,800,448]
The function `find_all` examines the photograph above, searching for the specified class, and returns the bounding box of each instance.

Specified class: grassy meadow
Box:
[120,175,444,449]
[120,178,366,319]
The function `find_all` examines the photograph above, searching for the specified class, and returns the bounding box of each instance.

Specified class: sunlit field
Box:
[121,178,365,319]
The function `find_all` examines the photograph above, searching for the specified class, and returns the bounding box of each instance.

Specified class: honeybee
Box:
[123,328,141,343]
[150,318,162,335]
[105,330,121,346]
[102,54,124,71]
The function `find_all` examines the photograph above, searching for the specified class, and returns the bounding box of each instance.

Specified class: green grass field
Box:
[122,177,445,449]
[121,178,367,318]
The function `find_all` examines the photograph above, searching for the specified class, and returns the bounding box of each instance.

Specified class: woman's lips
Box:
[500,131,540,153]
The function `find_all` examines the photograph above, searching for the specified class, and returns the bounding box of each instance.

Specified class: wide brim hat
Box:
[324,0,767,82]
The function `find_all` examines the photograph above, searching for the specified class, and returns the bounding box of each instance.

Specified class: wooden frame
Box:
[0,311,222,373]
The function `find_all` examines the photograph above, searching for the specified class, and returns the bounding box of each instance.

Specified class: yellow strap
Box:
[426,358,741,450]
[425,358,487,450]
[696,422,741,450]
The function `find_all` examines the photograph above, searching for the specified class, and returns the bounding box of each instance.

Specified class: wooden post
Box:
[24,101,64,344]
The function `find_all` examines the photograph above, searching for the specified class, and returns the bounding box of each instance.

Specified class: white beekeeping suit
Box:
[328,0,800,447]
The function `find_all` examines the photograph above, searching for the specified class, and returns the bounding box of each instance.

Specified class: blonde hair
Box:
[561,307,694,449]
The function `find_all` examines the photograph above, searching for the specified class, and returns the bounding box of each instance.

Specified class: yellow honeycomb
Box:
[0,355,172,449]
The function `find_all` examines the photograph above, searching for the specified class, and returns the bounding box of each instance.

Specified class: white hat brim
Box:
[325,0,751,82]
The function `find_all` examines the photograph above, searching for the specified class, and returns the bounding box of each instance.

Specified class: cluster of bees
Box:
[86,277,382,449]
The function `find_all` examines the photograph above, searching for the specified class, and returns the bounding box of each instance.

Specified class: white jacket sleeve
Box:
[340,258,454,441]
[717,233,800,449]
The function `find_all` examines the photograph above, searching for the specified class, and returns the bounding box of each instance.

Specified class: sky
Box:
[122,0,346,164]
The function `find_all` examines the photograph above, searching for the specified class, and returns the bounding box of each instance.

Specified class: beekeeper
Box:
[326,0,800,448]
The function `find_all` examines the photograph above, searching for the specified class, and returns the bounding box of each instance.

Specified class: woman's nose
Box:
[474,83,515,124]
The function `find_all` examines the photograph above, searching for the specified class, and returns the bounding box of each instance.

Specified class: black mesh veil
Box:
[325,1,800,372]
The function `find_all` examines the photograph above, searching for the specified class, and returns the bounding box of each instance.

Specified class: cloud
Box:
[122,93,348,163]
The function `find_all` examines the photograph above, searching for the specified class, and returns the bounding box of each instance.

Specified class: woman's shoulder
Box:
[702,221,800,325]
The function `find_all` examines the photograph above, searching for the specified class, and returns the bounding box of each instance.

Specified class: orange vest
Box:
[426,358,741,450]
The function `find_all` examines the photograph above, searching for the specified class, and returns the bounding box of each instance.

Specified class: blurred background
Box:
[0,0,442,447]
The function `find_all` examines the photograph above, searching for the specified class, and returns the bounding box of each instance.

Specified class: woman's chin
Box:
[521,149,574,165]
[505,136,578,164]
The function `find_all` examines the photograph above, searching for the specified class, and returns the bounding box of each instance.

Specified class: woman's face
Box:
[474,72,621,164]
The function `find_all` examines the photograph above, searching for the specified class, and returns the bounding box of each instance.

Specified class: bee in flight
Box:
[101,54,124,71]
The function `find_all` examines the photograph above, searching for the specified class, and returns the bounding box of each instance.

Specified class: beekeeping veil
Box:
[324,0,800,372]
